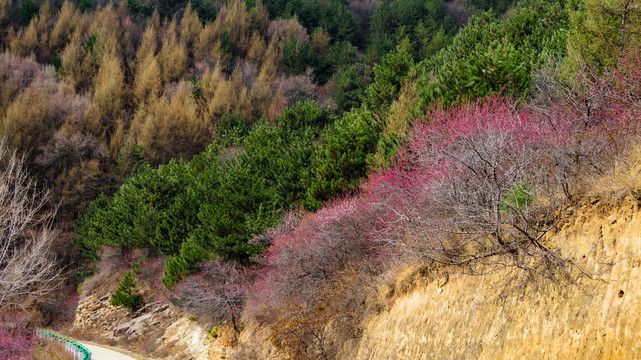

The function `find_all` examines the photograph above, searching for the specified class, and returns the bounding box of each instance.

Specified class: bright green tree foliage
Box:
[282,37,316,75]
[365,39,415,114]
[467,0,518,13]
[567,0,641,68]
[418,0,570,106]
[76,102,335,285]
[368,0,455,60]
[111,263,143,312]
[305,108,380,210]
[333,64,373,113]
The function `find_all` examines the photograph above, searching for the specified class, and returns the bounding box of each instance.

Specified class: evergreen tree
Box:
[111,264,143,312]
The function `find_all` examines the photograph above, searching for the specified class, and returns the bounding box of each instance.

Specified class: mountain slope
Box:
[346,197,641,359]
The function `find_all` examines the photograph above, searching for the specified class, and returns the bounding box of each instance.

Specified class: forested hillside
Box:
[2,0,641,358]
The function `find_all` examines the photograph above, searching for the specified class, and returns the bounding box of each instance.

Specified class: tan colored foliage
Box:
[134,54,162,104]
[0,76,62,154]
[10,19,38,57]
[87,4,124,58]
[208,79,237,119]
[128,82,212,165]
[59,29,85,85]
[0,54,52,117]
[249,0,270,34]
[180,3,202,51]
[135,24,158,69]
[310,28,330,57]
[158,20,188,83]
[248,38,279,119]
[11,2,53,60]
[49,0,81,53]
[93,52,124,124]
[217,0,252,56]
[247,31,266,63]
[0,0,8,25]
[195,22,218,63]
[200,64,224,100]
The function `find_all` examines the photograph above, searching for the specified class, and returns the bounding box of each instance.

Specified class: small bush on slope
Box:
[111,264,144,312]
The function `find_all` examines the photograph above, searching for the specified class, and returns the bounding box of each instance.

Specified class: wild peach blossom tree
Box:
[373,99,576,293]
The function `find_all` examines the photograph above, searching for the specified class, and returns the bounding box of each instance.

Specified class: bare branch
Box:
[0,140,62,309]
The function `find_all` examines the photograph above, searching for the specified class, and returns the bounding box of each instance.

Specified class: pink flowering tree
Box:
[370,99,574,292]
[0,313,37,360]
[246,198,385,359]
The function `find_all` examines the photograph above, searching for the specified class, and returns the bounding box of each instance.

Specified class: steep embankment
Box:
[73,196,641,360]
[71,261,217,360]
[346,197,641,359]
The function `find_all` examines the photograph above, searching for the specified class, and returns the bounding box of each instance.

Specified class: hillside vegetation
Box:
[1,0,641,359]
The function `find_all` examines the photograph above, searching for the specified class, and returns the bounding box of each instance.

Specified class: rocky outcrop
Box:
[72,280,215,359]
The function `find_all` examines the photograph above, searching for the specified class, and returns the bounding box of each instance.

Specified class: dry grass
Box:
[589,143,641,199]
[33,339,75,360]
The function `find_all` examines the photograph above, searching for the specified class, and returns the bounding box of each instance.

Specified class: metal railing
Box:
[37,330,92,360]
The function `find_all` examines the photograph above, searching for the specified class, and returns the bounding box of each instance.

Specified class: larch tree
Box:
[49,0,79,55]
[158,19,188,83]
[248,37,279,120]
[129,83,211,166]
[134,54,162,104]
[180,3,203,53]
[93,52,125,127]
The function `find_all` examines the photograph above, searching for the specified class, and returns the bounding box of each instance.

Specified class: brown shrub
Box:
[245,201,385,359]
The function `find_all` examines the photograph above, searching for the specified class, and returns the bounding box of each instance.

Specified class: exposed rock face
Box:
[72,279,215,359]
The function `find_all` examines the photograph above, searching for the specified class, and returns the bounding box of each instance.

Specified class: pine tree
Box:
[111,264,143,312]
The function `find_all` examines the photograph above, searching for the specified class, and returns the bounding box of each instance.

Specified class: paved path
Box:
[40,330,149,360]
[80,341,143,360]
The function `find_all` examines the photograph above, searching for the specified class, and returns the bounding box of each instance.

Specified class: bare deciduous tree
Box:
[384,101,576,294]
[171,259,246,331]
[0,142,61,309]
[416,130,568,283]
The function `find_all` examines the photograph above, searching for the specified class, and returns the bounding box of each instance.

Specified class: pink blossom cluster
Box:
[0,315,36,360]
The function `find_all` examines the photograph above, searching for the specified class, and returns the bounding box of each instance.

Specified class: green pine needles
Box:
[111,262,143,312]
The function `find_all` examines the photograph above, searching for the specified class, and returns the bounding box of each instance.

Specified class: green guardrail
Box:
[37,330,92,360]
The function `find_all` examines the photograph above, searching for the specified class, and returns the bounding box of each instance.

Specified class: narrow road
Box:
[80,341,144,360]
[40,330,149,360]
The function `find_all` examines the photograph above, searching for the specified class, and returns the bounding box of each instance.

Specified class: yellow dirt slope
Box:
[347,198,641,360]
